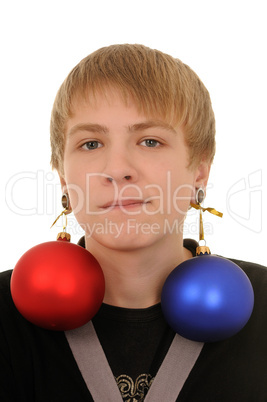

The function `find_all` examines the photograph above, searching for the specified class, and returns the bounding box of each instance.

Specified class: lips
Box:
[101,199,147,209]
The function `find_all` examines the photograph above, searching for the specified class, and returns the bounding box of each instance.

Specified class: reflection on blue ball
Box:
[161,255,254,342]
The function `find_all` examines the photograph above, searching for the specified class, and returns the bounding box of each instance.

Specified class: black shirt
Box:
[93,303,175,401]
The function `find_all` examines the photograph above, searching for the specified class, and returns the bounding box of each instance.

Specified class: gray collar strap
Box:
[65,321,204,402]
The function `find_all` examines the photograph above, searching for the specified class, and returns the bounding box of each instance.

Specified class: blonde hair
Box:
[50,44,215,176]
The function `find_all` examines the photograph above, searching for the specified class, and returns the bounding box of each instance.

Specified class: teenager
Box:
[1,44,266,401]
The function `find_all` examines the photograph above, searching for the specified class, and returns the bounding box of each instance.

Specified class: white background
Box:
[1,0,266,272]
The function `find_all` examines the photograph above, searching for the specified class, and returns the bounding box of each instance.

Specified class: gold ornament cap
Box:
[57,232,71,241]
[196,245,211,255]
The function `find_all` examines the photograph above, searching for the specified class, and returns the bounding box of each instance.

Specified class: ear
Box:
[194,161,211,189]
[58,174,73,214]
[191,162,211,203]
[59,174,67,193]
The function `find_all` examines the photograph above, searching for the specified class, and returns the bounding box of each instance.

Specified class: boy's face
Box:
[60,90,209,250]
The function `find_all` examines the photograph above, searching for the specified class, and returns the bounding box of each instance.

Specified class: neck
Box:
[85,235,192,309]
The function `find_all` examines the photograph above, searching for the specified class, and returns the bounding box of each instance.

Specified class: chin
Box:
[90,232,163,252]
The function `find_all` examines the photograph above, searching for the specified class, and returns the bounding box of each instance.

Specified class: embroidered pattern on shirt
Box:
[115,373,154,402]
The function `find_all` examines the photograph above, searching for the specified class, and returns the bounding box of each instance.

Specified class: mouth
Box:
[100,199,148,209]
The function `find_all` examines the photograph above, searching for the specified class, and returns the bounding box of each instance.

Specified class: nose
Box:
[101,149,139,185]
[107,176,131,182]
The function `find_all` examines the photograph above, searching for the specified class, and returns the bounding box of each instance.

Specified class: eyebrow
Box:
[128,120,177,134]
[67,120,177,138]
[67,123,109,137]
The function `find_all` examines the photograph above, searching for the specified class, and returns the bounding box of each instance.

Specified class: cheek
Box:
[67,184,85,219]
[65,172,105,219]
[171,185,193,217]
[166,170,195,215]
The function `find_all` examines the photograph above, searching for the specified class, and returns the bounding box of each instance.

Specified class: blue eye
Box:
[82,141,103,150]
[141,139,160,147]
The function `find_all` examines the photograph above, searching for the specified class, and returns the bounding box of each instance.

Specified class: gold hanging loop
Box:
[199,208,204,241]
[190,202,223,256]
[190,203,223,218]
[50,208,71,242]
[50,208,69,229]
[62,213,67,232]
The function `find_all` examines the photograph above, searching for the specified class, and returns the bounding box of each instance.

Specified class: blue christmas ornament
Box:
[161,196,254,343]
[161,251,254,342]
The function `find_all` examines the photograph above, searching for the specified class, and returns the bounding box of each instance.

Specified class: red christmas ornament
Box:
[11,239,105,331]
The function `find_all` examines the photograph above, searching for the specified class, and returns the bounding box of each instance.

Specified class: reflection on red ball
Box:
[11,241,105,331]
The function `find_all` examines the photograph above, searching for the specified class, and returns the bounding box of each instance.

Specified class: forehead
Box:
[70,86,138,115]
[66,94,178,141]
[67,89,138,129]
[67,87,180,134]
